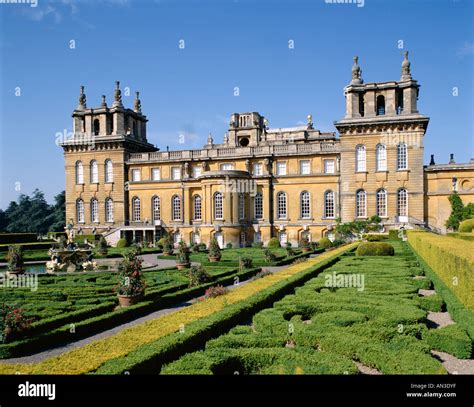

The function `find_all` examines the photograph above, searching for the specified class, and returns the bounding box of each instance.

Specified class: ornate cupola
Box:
[77,85,87,110]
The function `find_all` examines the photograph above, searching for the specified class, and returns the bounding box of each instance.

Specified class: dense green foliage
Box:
[445,192,474,231]
[267,238,281,249]
[318,237,332,249]
[458,218,474,233]
[163,242,449,375]
[423,325,472,359]
[0,190,65,234]
[356,242,395,256]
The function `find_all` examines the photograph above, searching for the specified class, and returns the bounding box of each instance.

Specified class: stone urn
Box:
[176,262,190,270]
[117,294,142,307]
[208,256,221,263]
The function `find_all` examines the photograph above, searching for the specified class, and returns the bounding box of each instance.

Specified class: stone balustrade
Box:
[128,142,339,163]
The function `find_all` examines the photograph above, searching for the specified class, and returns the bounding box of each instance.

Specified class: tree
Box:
[45,191,66,232]
[0,210,6,232]
[445,192,465,231]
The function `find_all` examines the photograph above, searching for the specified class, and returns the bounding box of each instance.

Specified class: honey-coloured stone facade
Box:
[60,56,474,246]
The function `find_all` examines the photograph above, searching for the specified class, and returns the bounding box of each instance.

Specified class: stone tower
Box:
[335,53,429,228]
[61,82,157,235]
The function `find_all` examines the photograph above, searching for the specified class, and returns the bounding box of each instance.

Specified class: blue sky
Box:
[0,0,473,208]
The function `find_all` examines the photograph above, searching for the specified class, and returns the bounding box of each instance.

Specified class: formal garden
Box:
[0,214,472,375]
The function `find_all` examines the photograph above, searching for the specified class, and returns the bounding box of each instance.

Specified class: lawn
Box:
[161,241,471,375]
[160,247,312,267]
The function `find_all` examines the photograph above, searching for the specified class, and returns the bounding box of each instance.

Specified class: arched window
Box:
[356,189,366,218]
[356,145,366,172]
[90,160,98,183]
[76,199,84,223]
[91,198,99,223]
[214,192,223,220]
[277,192,287,219]
[324,191,335,219]
[172,195,181,221]
[152,196,161,221]
[397,188,408,217]
[193,195,202,221]
[376,144,387,171]
[132,197,141,221]
[376,95,385,115]
[376,189,387,218]
[238,193,245,220]
[105,198,114,223]
[397,143,408,170]
[254,193,263,220]
[105,159,113,183]
[300,191,311,219]
[93,119,100,135]
[75,161,84,184]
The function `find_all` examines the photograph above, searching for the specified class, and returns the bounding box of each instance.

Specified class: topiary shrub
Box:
[388,230,401,240]
[239,256,253,270]
[423,325,472,359]
[356,242,395,256]
[267,237,280,249]
[208,237,221,261]
[319,237,332,249]
[116,238,129,248]
[285,241,295,258]
[366,234,388,242]
[458,218,474,233]
[226,242,233,249]
[331,238,345,247]
[156,237,168,249]
[263,249,277,263]
[98,236,108,256]
[252,241,263,249]
[188,264,211,287]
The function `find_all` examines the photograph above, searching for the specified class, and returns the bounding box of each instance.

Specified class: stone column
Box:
[183,187,191,225]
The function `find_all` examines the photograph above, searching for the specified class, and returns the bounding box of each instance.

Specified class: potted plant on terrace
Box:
[6,245,25,276]
[299,236,312,253]
[208,237,221,263]
[115,250,146,307]
[0,303,32,343]
[176,240,191,269]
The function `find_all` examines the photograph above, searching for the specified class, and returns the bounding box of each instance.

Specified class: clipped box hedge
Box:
[0,241,53,252]
[423,325,472,359]
[407,231,474,313]
[0,233,38,244]
[458,218,474,233]
[356,242,394,256]
[446,232,474,242]
[0,244,356,374]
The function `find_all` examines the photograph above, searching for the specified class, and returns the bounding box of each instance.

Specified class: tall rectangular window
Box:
[376,144,387,171]
[253,163,263,176]
[324,160,335,174]
[276,162,287,176]
[238,193,245,220]
[254,193,263,220]
[192,166,202,178]
[300,160,311,175]
[151,168,161,181]
[324,191,335,219]
[132,169,141,182]
[356,145,366,172]
[171,167,181,180]
[214,192,223,220]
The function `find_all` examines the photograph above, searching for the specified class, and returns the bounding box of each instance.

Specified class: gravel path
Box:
[426,311,455,329]
[355,362,382,375]
[0,262,298,365]
[419,289,436,297]
[431,351,474,374]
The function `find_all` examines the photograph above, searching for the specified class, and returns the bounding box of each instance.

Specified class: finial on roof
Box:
[134,91,141,113]
[113,81,123,107]
[207,132,213,145]
[307,114,313,129]
[77,85,86,110]
[101,95,107,107]
[351,56,363,85]
[401,51,412,81]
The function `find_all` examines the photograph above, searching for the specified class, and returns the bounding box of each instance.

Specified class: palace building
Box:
[60,53,474,247]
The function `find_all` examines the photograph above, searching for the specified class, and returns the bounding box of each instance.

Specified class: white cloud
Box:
[456,41,474,57]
